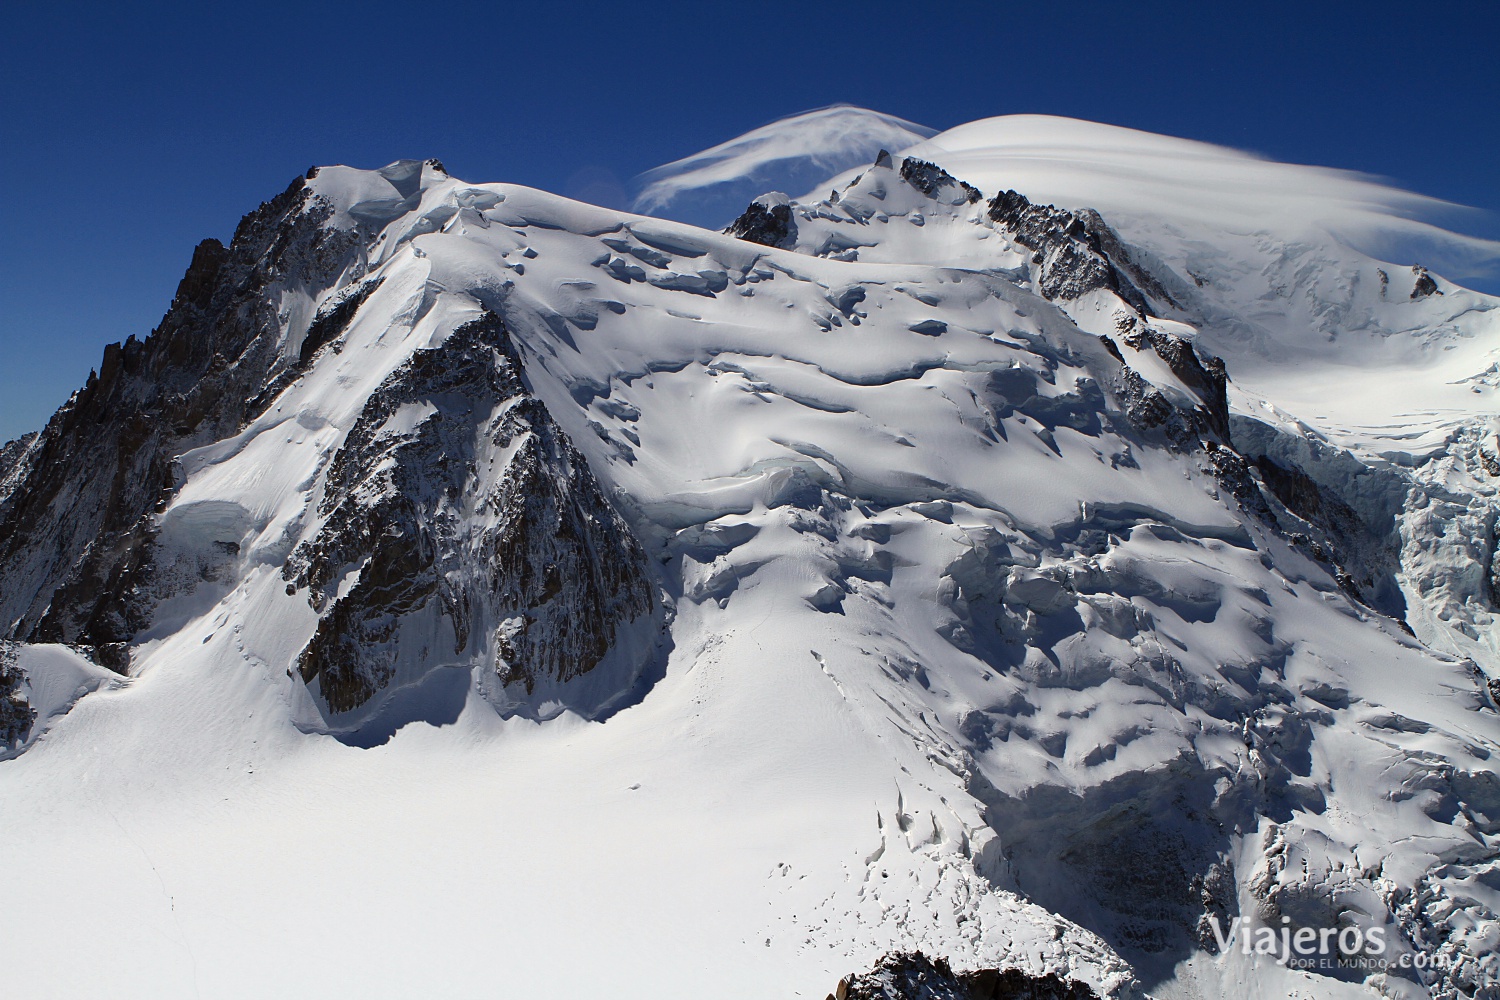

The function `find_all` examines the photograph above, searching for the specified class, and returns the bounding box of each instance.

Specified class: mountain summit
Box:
[1,118,1497,1000]
[632,104,936,227]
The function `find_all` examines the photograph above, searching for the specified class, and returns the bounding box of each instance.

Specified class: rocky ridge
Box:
[0,643,35,748]
[0,160,658,725]
[0,172,356,667]
[830,952,1100,1000]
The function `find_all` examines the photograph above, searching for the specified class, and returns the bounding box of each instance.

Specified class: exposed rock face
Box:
[1231,415,1412,620]
[1076,210,1183,312]
[1205,441,1279,523]
[979,183,1228,447]
[0,432,37,508]
[1480,448,1500,479]
[1256,457,1376,549]
[987,190,1151,311]
[0,644,35,748]
[299,275,384,366]
[899,156,982,203]
[1108,349,1232,460]
[0,175,360,663]
[1115,366,1187,441]
[1411,264,1441,299]
[1492,521,1500,609]
[832,953,1100,1000]
[726,195,797,248]
[283,311,656,715]
[1119,323,1229,440]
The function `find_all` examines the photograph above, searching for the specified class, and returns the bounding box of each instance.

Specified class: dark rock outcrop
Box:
[988,190,1154,313]
[0,174,361,663]
[958,968,1101,1000]
[1254,456,1370,547]
[830,952,1100,1000]
[725,197,797,249]
[1488,516,1500,611]
[0,432,37,476]
[1120,325,1229,441]
[298,276,383,365]
[1110,335,1232,452]
[1410,264,1441,300]
[899,157,982,203]
[1228,417,1410,620]
[1115,367,1185,442]
[0,645,35,747]
[1479,448,1500,478]
[1206,442,1279,525]
[283,311,655,715]
[1078,211,1181,312]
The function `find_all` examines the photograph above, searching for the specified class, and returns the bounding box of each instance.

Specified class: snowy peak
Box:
[633,104,936,228]
[0,170,360,666]
[892,114,1469,238]
[884,117,1499,413]
[306,157,451,228]
[726,148,1235,448]
[0,160,662,728]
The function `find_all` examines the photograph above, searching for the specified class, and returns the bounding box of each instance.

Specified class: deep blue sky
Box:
[2,1,1496,443]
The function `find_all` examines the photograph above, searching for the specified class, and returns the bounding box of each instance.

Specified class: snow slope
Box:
[890,117,1500,707]
[890,116,1500,450]
[1,116,1498,1000]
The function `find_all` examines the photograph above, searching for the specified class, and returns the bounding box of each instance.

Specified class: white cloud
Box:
[632,104,935,221]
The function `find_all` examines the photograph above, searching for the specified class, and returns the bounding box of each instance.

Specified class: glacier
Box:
[0,115,1497,1000]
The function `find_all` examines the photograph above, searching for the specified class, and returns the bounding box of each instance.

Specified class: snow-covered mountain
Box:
[1,116,1498,1000]
[632,104,935,228]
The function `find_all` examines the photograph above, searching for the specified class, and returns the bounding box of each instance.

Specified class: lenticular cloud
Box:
[631,104,935,227]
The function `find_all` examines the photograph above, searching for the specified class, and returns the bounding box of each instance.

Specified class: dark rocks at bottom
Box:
[829,952,1100,1000]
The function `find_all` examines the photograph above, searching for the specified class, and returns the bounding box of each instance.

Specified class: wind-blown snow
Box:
[632,104,935,228]
[870,116,1500,457]
[885,115,1500,284]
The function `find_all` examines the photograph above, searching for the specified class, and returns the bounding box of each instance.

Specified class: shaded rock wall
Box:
[832,952,1100,1000]
[284,311,656,715]
[0,175,360,664]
